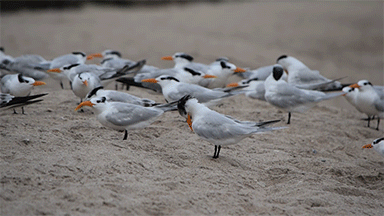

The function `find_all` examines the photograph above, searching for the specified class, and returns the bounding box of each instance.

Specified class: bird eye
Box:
[96,100,101,103]
[25,80,29,83]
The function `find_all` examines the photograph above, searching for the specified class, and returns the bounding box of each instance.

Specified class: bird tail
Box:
[115,77,162,93]
[0,93,48,109]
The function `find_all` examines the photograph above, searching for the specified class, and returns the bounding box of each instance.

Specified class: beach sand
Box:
[1,2,383,215]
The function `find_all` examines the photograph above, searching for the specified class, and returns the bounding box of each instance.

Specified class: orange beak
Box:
[349,83,360,89]
[362,143,373,149]
[87,53,103,60]
[141,78,158,83]
[226,82,239,87]
[32,81,46,86]
[161,56,173,61]
[187,114,193,131]
[83,80,88,86]
[203,74,217,79]
[75,101,95,111]
[47,68,61,73]
[234,67,246,73]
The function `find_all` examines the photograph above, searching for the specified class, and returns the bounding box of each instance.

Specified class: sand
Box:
[1,2,383,215]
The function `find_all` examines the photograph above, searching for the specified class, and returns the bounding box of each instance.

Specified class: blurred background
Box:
[1,1,383,109]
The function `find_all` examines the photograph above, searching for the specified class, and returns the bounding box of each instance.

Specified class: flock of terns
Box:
[0,48,383,158]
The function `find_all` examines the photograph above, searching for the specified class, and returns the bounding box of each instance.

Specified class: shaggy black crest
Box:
[245,77,259,84]
[176,54,193,62]
[160,76,180,82]
[108,50,122,57]
[184,67,201,76]
[177,95,193,117]
[276,55,287,62]
[272,66,284,81]
[87,86,104,98]
[373,137,384,145]
[72,52,86,57]
[17,73,25,83]
[220,61,231,69]
[63,63,80,70]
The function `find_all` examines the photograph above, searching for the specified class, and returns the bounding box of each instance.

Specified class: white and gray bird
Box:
[177,95,285,158]
[264,65,343,124]
[349,80,384,130]
[0,54,50,80]
[88,50,158,73]
[85,86,158,107]
[75,96,175,140]
[276,55,346,91]
[227,78,267,101]
[1,74,46,113]
[41,52,87,89]
[142,75,246,107]
[362,137,384,157]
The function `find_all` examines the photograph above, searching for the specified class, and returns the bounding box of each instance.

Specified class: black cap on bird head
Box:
[276,55,287,63]
[272,65,284,81]
[106,50,122,58]
[87,86,104,99]
[176,53,194,62]
[177,95,194,117]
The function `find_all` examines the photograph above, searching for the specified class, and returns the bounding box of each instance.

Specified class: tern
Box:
[86,86,158,107]
[264,65,343,124]
[177,95,284,158]
[1,93,48,111]
[276,55,348,91]
[349,80,384,130]
[142,75,246,107]
[1,74,46,113]
[75,96,176,140]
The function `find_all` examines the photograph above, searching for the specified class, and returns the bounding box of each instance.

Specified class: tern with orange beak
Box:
[276,55,349,91]
[0,73,46,114]
[264,65,344,124]
[40,52,87,89]
[142,75,247,108]
[87,50,158,74]
[177,95,284,158]
[362,138,384,157]
[348,80,384,130]
[75,97,176,140]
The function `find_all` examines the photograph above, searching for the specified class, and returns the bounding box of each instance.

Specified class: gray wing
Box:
[374,99,384,112]
[49,54,79,69]
[105,103,163,127]
[104,90,156,106]
[267,83,326,109]
[173,83,228,103]
[374,86,384,99]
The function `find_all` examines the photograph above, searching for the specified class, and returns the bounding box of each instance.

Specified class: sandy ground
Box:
[1,2,384,215]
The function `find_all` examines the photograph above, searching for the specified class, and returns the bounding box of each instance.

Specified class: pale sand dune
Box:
[1,2,383,215]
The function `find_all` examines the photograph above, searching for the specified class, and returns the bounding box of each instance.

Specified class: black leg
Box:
[13,109,17,114]
[216,145,221,158]
[21,107,25,115]
[69,81,72,90]
[376,117,380,130]
[126,84,130,91]
[115,82,118,90]
[287,112,291,124]
[213,145,218,158]
[367,116,371,127]
[60,81,64,89]
[123,130,128,140]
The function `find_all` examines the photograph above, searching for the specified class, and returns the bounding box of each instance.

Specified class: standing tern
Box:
[86,86,158,107]
[177,95,284,158]
[362,137,384,157]
[87,49,158,73]
[1,74,46,113]
[276,55,348,91]
[349,80,384,130]
[264,65,344,124]
[75,96,175,140]
[142,75,246,107]
[1,54,50,80]
[37,51,87,89]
